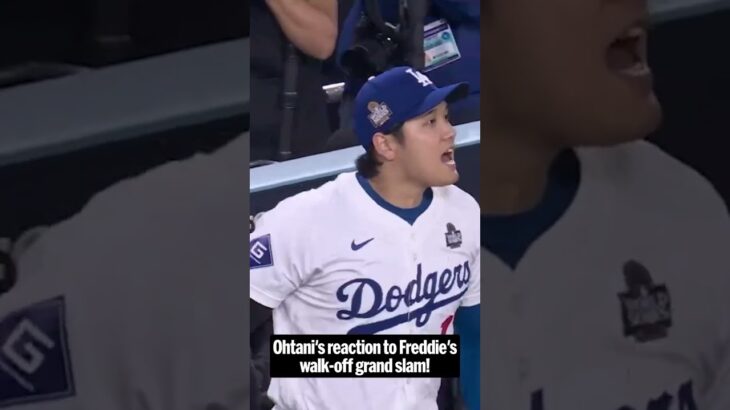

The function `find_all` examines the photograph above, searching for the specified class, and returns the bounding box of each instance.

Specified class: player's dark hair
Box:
[356,124,405,179]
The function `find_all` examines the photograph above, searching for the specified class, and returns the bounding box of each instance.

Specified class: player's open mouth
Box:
[606,22,650,78]
[441,148,455,166]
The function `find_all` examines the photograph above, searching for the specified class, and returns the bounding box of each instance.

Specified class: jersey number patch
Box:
[440,315,454,335]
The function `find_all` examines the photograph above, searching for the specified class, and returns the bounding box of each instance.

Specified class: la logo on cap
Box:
[406,68,433,87]
[367,101,392,128]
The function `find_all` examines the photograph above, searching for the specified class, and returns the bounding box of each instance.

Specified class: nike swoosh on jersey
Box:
[351,238,374,251]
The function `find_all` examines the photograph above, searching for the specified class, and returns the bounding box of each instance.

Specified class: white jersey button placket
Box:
[511,279,531,394]
[407,224,417,405]
[408,228,418,336]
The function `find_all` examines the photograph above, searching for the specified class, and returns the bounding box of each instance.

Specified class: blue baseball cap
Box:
[353,66,469,148]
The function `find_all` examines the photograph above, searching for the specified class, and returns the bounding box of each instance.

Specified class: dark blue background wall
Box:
[649,10,730,207]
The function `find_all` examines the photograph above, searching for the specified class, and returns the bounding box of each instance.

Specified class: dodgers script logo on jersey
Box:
[337,223,471,334]
[0,296,75,408]
[337,223,472,335]
[336,260,472,335]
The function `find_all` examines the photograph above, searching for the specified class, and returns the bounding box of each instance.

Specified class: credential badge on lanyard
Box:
[423,19,462,72]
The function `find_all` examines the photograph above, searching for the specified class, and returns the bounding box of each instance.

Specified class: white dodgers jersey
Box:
[250,171,480,410]
[482,141,730,410]
[0,136,249,410]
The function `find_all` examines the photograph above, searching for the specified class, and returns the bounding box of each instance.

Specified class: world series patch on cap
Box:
[353,66,469,148]
[367,101,392,128]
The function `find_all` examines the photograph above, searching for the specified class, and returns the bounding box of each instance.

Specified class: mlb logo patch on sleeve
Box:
[250,234,273,269]
[0,296,75,407]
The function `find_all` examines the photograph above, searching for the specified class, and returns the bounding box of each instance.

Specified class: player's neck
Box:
[368,172,426,209]
[481,126,561,215]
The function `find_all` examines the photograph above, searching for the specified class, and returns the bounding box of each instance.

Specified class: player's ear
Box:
[372,132,398,162]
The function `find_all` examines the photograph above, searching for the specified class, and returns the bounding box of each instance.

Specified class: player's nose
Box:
[442,123,456,142]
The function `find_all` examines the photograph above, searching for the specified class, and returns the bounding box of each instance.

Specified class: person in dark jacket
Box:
[250,0,338,161]
[336,0,480,132]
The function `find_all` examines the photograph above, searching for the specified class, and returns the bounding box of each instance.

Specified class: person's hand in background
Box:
[265,0,338,60]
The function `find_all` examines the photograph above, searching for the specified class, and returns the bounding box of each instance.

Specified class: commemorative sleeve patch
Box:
[0,296,75,407]
[250,234,274,269]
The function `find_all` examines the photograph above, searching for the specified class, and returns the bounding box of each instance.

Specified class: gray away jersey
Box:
[482,141,730,410]
[0,137,249,410]
[250,172,480,410]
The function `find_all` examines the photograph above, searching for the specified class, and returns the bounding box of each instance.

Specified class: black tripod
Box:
[249,42,299,168]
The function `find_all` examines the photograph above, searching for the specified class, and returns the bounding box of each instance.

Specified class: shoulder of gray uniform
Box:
[577,140,727,216]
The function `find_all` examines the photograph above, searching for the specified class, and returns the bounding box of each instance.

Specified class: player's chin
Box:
[429,166,460,187]
[570,95,663,146]
[606,103,661,145]
[599,77,663,143]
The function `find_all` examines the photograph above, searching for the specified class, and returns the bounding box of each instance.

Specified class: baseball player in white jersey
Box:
[249,66,480,410]
[0,136,249,409]
[480,0,730,409]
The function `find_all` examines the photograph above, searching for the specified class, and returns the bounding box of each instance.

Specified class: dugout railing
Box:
[0,39,250,238]
[250,121,480,215]
[0,38,250,168]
